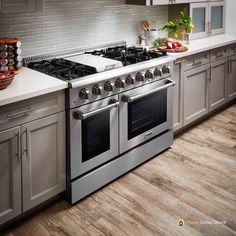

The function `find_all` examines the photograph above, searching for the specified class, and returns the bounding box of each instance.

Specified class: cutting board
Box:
[65,54,123,73]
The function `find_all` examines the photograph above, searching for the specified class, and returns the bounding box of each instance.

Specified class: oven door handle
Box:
[74,99,119,120]
[122,79,176,103]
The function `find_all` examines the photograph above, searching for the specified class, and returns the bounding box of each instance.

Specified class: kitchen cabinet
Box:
[183,65,210,125]
[0,91,66,226]
[0,127,21,226]
[126,0,188,5]
[22,113,66,212]
[190,1,225,39]
[173,61,183,131]
[228,55,236,100]
[209,58,227,111]
[0,0,42,13]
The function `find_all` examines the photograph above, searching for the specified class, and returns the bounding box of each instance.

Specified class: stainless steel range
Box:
[25,42,175,204]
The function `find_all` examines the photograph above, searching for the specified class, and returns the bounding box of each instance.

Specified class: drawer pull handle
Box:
[215,52,224,58]
[7,108,34,119]
[192,60,202,66]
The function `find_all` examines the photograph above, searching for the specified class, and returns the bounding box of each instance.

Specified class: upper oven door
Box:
[69,95,119,179]
[119,78,175,154]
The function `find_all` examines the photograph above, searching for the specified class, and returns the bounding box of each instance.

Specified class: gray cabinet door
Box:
[173,62,183,131]
[183,65,210,125]
[0,127,21,225]
[209,58,227,111]
[1,0,42,13]
[21,112,66,212]
[228,55,236,101]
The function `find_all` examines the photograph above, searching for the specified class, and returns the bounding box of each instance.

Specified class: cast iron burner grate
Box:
[85,46,166,66]
[27,59,97,81]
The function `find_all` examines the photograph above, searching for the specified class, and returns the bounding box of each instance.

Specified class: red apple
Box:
[172,42,178,49]
[166,41,173,49]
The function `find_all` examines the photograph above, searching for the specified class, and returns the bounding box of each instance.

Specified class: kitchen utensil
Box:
[144,30,158,46]
[143,21,151,31]
[140,21,147,31]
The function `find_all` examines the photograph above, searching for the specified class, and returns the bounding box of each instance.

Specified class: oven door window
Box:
[128,90,167,139]
[82,110,110,162]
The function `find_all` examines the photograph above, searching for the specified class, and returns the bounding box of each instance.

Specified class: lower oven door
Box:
[69,95,119,179]
[119,78,175,154]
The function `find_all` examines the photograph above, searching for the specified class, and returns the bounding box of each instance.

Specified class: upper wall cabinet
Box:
[0,0,42,14]
[190,1,225,39]
[126,0,188,6]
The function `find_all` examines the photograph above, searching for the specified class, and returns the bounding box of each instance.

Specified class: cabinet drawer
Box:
[0,91,65,131]
[228,43,236,56]
[183,52,210,71]
[210,47,227,62]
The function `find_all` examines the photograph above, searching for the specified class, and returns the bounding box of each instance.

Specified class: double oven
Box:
[68,76,174,180]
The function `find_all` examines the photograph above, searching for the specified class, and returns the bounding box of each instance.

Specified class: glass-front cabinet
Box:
[190,3,209,39]
[209,1,225,35]
[190,1,225,39]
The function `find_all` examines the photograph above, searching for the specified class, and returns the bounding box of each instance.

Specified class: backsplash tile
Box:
[0,0,168,57]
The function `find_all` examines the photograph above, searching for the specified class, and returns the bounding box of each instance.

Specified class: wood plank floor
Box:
[1,103,236,236]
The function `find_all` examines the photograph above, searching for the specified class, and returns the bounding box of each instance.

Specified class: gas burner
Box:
[28,59,97,81]
[86,46,167,66]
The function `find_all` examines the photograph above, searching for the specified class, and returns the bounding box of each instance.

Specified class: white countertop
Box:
[0,34,235,107]
[0,67,68,107]
[168,34,236,59]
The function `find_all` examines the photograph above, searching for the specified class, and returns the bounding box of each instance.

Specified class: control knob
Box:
[154,68,162,77]
[162,65,170,74]
[135,72,145,82]
[145,70,154,79]
[92,84,102,95]
[115,78,125,88]
[126,75,135,85]
[104,81,114,92]
[79,88,90,100]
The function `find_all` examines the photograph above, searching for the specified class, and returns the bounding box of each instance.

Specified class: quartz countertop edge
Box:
[168,34,236,60]
[0,67,68,107]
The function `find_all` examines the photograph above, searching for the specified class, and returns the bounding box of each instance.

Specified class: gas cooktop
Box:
[86,46,167,66]
[27,46,167,81]
[28,58,97,81]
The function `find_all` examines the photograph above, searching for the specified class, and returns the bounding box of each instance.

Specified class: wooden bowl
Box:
[158,46,188,53]
[0,73,15,90]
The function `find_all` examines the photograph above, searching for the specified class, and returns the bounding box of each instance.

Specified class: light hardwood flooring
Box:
[1,103,236,236]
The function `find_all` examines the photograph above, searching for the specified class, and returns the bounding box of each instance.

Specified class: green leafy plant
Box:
[159,21,178,38]
[178,10,194,34]
[153,37,166,48]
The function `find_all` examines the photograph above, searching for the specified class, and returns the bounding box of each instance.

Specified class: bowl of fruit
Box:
[0,70,15,90]
[153,37,188,53]
[158,38,188,53]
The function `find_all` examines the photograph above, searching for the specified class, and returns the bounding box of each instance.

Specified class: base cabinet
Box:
[209,59,227,111]
[0,112,65,226]
[22,113,66,212]
[228,55,236,100]
[183,65,210,126]
[0,127,21,225]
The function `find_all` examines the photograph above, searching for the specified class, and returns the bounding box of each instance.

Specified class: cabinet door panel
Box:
[183,65,209,125]
[22,112,66,212]
[173,62,183,131]
[210,1,225,35]
[209,59,227,111]
[228,55,236,100]
[0,127,21,225]
[190,3,209,39]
